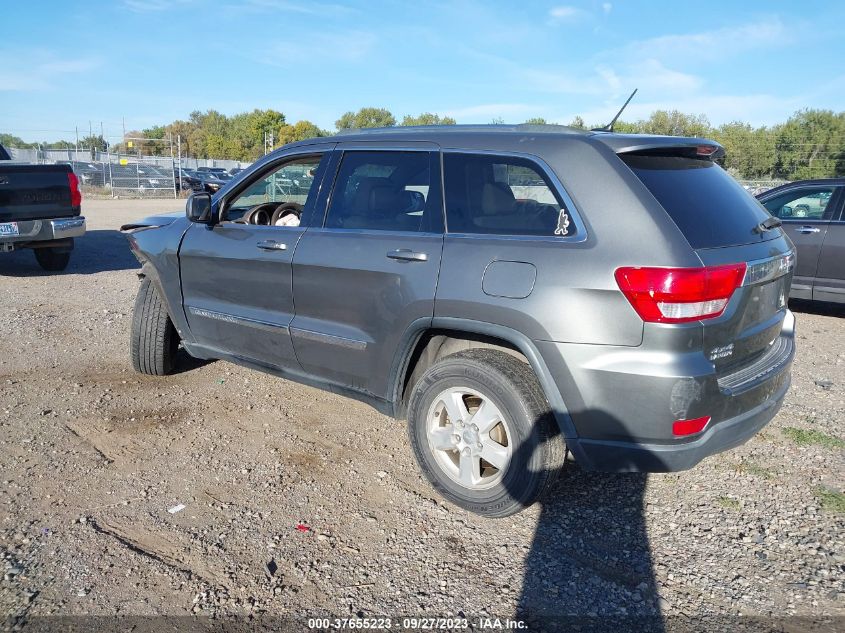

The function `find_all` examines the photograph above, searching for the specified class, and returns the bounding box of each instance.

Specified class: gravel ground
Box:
[0,199,843,630]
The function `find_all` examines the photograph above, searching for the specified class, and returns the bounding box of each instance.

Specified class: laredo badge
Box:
[554,209,570,236]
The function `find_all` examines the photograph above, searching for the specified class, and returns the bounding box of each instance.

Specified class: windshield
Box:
[621,154,776,249]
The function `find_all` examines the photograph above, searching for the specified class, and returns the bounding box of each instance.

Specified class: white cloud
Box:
[236,0,356,16]
[442,103,541,121]
[258,30,375,67]
[122,0,193,12]
[601,2,612,15]
[620,18,788,63]
[0,52,101,92]
[548,6,586,24]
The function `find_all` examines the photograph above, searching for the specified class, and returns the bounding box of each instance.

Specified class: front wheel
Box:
[130,278,179,375]
[407,349,565,517]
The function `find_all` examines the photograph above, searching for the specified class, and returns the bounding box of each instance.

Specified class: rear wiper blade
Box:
[754,217,782,233]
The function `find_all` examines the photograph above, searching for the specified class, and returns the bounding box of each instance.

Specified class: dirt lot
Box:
[1,199,843,628]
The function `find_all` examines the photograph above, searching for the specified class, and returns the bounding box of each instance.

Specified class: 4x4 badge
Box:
[554,209,570,236]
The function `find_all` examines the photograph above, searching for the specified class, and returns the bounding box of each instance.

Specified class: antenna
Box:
[592,88,638,132]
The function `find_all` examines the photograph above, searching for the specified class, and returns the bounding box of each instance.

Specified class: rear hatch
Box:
[0,164,79,222]
[619,148,794,373]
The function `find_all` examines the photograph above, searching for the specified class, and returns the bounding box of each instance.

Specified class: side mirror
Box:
[186,192,213,223]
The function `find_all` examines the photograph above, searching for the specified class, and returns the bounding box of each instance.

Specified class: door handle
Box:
[797,226,820,234]
[256,239,287,251]
[387,249,428,262]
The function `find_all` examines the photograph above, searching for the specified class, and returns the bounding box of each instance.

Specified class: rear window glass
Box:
[621,154,773,249]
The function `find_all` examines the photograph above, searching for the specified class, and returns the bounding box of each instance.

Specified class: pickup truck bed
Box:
[0,152,86,271]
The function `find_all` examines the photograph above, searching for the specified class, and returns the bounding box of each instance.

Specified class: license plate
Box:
[0,222,19,237]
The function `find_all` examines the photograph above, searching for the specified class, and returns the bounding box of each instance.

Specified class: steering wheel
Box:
[271,202,303,225]
[237,203,278,225]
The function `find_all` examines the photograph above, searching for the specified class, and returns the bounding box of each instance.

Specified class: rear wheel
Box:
[130,278,179,375]
[407,349,565,517]
[33,246,71,271]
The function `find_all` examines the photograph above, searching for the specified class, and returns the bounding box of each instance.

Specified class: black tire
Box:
[33,246,71,271]
[407,349,565,518]
[130,277,179,375]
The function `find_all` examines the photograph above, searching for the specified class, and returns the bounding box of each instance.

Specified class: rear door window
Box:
[620,154,774,249]
[443,153,576,237]
[325,151,440,233]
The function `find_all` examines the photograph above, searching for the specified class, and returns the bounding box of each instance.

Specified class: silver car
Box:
[123,125,796,517]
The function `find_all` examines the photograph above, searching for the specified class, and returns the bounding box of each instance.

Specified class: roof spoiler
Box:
[594,135,726,160]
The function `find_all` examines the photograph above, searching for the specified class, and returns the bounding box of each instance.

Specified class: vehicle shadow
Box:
[173,347,215,374]
[511,415,665,632]
[788,298,845,318]
[0,230,139,277]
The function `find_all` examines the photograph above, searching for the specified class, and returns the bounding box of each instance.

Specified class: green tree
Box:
[568,116,586,129]
[635,110,711,137]
[523,117,548,125]
[335,107,396,130]
[400,113,457,126]
[0,133,36,148]
[772,109,845,180]
[711,122,776,179]
[43,140,74,150]
[277,120,328,146]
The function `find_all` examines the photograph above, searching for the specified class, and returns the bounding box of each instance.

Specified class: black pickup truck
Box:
[0,144,86,271]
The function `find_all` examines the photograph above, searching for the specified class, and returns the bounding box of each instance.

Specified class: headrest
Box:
[480,182,516,216]
[369,186,403,216]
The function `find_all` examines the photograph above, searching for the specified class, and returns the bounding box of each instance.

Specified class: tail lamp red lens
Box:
[67,173,82,208]
[673,416,711,437]
[615,263,746,324]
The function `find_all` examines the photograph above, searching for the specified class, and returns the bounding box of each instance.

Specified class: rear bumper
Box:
[537,310,795,473]
[0,216,86,245]
[568,372,789,472]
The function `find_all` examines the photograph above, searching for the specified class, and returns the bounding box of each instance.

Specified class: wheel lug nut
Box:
[476,442,483,450]
[457,420,464,428]
[471,423,478,431]
[452,434,461,444]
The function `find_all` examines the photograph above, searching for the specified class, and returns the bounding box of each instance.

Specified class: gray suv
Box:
[124,125,796,517]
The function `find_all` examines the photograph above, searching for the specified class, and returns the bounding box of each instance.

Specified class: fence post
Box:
[169,133,177,199]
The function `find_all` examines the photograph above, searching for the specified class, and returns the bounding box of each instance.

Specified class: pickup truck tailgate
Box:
[0,164,79,222]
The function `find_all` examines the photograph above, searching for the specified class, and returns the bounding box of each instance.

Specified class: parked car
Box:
[192,171,231,194]
[757,179,844,304]
[123,125,796,517]
[173,168,199,190]
[228,167,244,177]
[196,167,230,176]
[0,143,86,270]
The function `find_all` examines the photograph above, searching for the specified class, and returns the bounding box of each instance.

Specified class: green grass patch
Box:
[816,487,845,514]
[782,427,845,449]
[718,496,740,510]
[736,460,775,479]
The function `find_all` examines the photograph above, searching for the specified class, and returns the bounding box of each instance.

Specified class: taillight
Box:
[67,173,82,208]
[615,263,747,323]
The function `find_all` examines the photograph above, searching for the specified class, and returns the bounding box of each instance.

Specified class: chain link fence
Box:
[6,144,251,198]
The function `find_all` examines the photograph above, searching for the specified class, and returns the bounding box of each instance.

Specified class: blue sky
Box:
[2,0,844,142]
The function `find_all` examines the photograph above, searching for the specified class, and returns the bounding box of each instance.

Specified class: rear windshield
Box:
[621,154,773,249]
